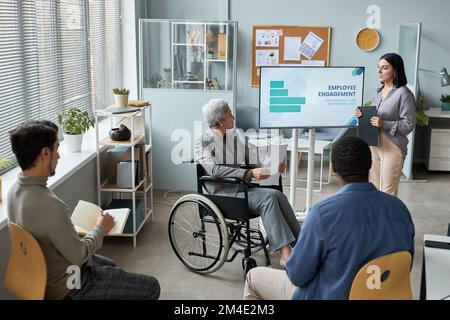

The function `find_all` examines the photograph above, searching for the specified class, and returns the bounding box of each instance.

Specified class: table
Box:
[420,234,450,300]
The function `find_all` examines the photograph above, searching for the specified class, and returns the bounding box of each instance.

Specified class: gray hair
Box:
[202,98,229,128]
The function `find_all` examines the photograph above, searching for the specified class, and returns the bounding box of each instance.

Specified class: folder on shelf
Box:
[71,200,130,236]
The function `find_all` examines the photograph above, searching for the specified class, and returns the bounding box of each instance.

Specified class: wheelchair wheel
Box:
[169,194,230,274]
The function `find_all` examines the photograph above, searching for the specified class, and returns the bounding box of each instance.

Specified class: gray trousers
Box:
[65,255,160,300]
[244,188,300,252]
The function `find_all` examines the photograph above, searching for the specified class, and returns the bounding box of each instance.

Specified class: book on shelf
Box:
[71,200,130,236]
[128,100,150,107]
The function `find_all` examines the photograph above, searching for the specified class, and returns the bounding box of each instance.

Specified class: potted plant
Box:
[113,88,130,107]
[56,107,94,152]
[0,156,13,202]
[441,94,450,111]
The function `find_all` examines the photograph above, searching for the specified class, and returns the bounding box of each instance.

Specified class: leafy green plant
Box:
[440,95,450,103]
[56,107,94,135]
[416,95,429,127]
[0,156,13,170]
[113,88,130,95]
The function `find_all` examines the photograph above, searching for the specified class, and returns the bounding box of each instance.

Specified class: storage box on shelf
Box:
[94,104,153,247]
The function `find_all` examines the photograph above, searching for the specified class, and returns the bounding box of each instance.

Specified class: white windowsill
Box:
[0,118,112,230]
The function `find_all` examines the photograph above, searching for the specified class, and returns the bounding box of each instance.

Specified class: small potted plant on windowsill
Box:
[441,94,450,111]
[56,107,94,153]
[113,88,130,107]
[0,156,13,202]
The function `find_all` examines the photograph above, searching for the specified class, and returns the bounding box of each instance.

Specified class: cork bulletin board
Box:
[252,25,332,86]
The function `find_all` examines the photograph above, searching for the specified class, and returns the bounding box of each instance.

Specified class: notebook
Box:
[357,106,379,146]
[71,200,130,235]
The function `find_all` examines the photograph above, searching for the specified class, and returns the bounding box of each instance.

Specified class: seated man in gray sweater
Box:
[7,120,160,300]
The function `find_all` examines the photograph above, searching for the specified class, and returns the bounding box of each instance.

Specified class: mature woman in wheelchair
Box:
[194,98,300,267]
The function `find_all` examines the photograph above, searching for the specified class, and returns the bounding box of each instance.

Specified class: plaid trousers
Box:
[65,255,160,300]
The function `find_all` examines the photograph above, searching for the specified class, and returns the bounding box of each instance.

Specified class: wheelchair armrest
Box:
[199,176,250,198]
[200,176,248,187]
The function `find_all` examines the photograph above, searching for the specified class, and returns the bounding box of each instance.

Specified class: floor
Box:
[99,164,450,300]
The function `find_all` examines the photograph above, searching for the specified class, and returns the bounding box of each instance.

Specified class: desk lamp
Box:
[419,67,450,87]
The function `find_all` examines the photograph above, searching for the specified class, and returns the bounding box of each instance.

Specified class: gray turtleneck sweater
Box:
[6,174,105,300]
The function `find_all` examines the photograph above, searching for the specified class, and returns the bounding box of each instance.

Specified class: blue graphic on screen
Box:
[269,81,306,113]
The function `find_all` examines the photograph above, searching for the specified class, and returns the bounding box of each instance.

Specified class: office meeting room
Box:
[1,0,450,314]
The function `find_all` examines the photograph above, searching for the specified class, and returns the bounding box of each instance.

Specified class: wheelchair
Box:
[168,164,283,277]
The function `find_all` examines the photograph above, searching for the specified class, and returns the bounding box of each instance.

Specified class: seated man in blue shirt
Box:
[244,136,415,300]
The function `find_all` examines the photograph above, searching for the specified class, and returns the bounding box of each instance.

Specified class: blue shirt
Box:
[285,183,415,300]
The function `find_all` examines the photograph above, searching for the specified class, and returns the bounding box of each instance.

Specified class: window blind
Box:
[89,0,122,110]
[0,0,122,174]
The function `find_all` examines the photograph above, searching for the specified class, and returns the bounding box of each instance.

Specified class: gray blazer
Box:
[194,129,260,197]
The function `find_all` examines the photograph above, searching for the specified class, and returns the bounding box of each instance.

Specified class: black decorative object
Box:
[109,124,131,141]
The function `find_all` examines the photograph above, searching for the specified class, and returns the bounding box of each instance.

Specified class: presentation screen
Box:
[259,66,364,128]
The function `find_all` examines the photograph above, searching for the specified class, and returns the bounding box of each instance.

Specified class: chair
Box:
[4,222,47,300]
[349,251,413,300]
[168,163,282,277]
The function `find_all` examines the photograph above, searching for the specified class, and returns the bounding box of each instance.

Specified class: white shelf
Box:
[99,135,144,147]
[99,179,145,193]
[95,104,153,247]
[106,210,153,238]
[171,22,231,91]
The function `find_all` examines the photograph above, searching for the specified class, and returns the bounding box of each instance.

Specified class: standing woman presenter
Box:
[356,53,416,196]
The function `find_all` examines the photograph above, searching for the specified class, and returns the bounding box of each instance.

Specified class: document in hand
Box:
[71,200,130,235]
[259,143,288,186]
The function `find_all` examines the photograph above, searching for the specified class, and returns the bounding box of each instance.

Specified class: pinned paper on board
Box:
[256,49,279,67]
[283,37,302,61]
[256,29,281,47]
[299,32,324,60]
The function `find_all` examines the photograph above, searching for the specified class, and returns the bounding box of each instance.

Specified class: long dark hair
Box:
[379,53,407,88]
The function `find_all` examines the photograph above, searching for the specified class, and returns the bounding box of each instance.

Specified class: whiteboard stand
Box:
[305,128,316,213]
[288,128,315,224]
[289,128,299,209]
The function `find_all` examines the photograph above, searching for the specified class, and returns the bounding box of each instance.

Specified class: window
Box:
[0,0,122,174]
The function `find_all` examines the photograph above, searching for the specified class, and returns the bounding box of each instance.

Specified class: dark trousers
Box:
[65,255,160,300]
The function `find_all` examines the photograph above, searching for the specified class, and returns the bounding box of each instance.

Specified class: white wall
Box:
[122,0,151,97]
[231,0,450,108]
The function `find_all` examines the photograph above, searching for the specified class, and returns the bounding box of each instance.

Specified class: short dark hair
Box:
[331,136,372,181]
[9,120,59,170]
[379,53,408,88]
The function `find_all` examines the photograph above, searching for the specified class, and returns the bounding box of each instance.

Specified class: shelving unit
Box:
[94,105,153,247]
[171,21,229,90]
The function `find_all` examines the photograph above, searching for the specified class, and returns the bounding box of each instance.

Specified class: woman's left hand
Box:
[278,161,286,174]
[370,116,384,128]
